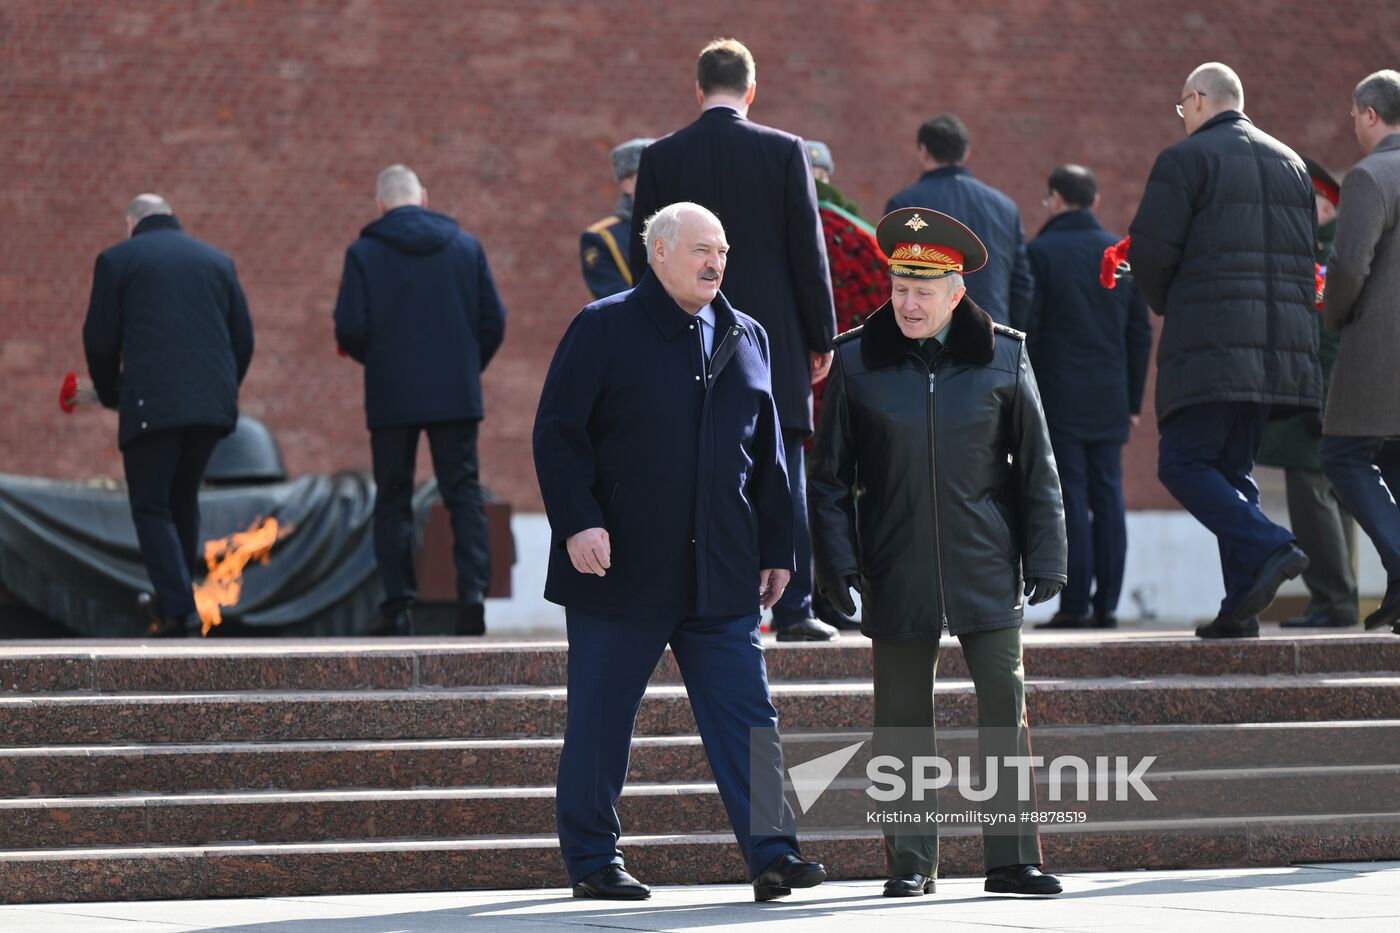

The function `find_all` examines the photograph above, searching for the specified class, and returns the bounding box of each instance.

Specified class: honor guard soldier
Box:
[579,138,653,299]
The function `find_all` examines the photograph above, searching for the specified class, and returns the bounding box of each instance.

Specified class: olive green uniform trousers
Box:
[872,626,1044,876]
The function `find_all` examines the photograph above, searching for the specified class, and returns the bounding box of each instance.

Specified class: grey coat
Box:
[1323,133,1400,437]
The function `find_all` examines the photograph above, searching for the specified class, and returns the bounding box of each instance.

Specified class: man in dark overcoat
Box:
[535,202,826,902]
[334,164,506,637]
[628,38,839,642]
[83,193,254,637]
[1025,165,1152,629]
[1128,62,1321,638]
[809,208,1067,898]
[884,113,1035,328]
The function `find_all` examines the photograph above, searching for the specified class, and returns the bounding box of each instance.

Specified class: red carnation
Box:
[1100,237,1131,289]
[58,370,99,414]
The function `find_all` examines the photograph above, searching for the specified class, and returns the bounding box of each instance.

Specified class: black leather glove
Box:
[1024,578,1063,607]
[822,574,862,618]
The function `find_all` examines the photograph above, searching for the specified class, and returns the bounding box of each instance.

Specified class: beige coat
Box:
[1324,132,1400,436]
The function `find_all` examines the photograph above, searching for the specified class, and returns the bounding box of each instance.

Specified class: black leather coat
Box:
[808,298,1067,639]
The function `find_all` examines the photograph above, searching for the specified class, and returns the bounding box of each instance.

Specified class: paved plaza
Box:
[2,862,1397,932]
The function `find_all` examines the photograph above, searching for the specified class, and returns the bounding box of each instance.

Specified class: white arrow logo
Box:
[787,741,866,814]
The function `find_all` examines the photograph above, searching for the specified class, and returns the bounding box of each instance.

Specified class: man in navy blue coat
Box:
[886,114,1034,328]
[334,165,506,637]
[628,38,839,642]
[1024,166,1152,629]
[535,202,825,902]
[83,194,254,637]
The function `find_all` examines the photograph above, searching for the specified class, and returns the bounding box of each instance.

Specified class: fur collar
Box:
[859,294,997,370]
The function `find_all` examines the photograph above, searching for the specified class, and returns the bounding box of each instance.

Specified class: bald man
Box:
[1128,63,1321,638]
[334,165,507,637]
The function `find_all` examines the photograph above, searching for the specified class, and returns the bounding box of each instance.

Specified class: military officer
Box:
[579,138,653,299]
[809,208,1067,898]
[1257,156,1359,628]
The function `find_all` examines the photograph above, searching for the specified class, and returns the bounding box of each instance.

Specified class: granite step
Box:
[4,764,1399,850]
[3,812,1399,904]
[7,721,1400,797]
[4,635,1398,694]
[5,674,1399,746]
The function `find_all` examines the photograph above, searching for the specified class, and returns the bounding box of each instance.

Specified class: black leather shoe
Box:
[456,601,486,636]
[1034,611,1092,630]
[1364,582,1400,631]
[774,617,839,642]
[1234,544,1309,621]
[883,873,935,896]
[1094,613,1119,629]
[138,594,190,638]
[146,613,191,638]
[368,604,414,637]
[985,864,1062,895]
[572,865,650,900]
[751,852,826,901]
[1196,614,1259,639]
[1280,612,1358,628]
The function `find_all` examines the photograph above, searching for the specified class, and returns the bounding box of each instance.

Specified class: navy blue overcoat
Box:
[533,271,794,616]
[333,206,506,430]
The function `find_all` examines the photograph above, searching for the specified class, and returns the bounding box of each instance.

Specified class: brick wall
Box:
[3,1,1395,510]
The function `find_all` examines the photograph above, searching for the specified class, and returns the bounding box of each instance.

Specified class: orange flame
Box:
[193,517,281,636]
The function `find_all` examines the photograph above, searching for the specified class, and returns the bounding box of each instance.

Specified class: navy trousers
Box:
[772,428,812,627]
[556,608,800,883]
[122,425,224,619]
[1052,436,1128,620]
[1320,435,1400,585]
[1157,402,1295,616]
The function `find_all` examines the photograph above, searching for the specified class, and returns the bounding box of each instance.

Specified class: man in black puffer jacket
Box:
[334,165,507,637]
[83,194,255,637]
[1128,62,1321,639]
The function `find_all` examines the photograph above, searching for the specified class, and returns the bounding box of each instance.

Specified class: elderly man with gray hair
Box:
[333,164,506,637]
[1319,69,1400,635]
[534,201,825,901]
[1128,62,1321,639]
[83,193,255,636]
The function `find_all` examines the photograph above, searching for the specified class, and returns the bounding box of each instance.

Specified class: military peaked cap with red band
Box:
[877,207,988,279]
[1302,154,1340,207]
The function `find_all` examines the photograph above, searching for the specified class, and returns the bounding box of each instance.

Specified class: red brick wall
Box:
[3,1,1394,510]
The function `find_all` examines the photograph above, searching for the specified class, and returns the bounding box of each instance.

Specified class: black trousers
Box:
[370,419,490,609]
[771,428,813,626]
[122,426,224,618]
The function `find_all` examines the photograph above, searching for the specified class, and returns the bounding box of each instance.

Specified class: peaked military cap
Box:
[1301,155,1340,207]
[877,207,988,279]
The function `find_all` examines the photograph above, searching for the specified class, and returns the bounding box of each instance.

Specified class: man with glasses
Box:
[1128,62,1321,638]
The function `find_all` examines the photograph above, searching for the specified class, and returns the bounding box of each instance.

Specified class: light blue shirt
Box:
[697,303,716,358]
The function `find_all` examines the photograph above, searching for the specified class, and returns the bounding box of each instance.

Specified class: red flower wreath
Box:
[811,204,889,437]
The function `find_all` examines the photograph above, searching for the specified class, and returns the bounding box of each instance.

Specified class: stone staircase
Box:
[2,633,1399,903]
